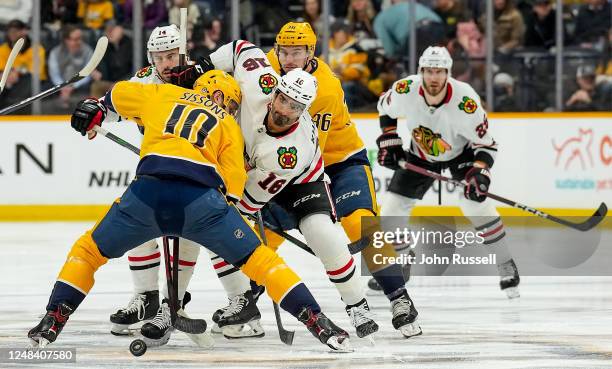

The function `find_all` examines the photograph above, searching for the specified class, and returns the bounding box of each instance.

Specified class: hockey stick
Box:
[179,8,188,67]
[255,210,295,345]
[0,36,108,115]
[0,38,24,93]
[397,159,608,232]
[92,126,140,155]
[162,236,207,334]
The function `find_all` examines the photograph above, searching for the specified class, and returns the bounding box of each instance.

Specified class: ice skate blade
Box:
[141,329,172,348]
[110,323,140,336]
[504,287,520,299]
[29,337,50,348]
[327,336,353,353]
[222,320,265,339]
[398,321,422,338]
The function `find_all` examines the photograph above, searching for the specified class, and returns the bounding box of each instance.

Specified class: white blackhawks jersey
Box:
[377,75,497,165]
[103,65,165,123]
[209,40,325,214]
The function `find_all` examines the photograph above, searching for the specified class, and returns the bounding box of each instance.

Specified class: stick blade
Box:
[174,315,207,334]
[575,202,608,232]
[78,36,108,77]
[0,38,25,93]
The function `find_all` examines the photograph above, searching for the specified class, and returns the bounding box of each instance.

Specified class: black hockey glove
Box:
[376,131,405,170]
[170,56,214,89]
[71,98,107,139]
[464,166,491,202]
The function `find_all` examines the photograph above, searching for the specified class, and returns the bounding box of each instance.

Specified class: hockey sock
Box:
[300,213,363,306]
[127,239,160,294]
[50,231,108,310]
[240,245,320,317]
[210,251,251,297]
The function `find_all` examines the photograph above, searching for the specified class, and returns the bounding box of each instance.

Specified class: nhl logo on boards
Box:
[458,96,477,114]
[277,146,298,169]
[234,229,245,239]
[395,79,412,94]
[259,73,278,95]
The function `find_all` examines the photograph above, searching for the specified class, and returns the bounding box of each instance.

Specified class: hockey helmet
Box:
[193,70,242,117]
[147,25,182,64]
[275,22,317,57]
[418,46,453,75]
[275,69,317,111]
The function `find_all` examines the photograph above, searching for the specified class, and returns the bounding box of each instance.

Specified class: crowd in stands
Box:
[0,0,610,114]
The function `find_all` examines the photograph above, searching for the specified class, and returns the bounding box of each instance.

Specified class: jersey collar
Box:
[263,112,300,138]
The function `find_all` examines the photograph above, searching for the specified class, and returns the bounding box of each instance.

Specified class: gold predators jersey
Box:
[266,50,365,167]
[103,81,247,199]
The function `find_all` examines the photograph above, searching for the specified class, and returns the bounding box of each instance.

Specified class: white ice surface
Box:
[1,222,611,369]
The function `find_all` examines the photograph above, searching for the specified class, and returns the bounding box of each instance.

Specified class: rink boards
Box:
[0,112,610,220]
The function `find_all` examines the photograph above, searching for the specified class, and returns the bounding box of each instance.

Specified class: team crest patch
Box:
[234,229,245,239]
[136,66,153,78]
[259,73,278,95]
[458,96,477,114]
[412,125,452,157]
[277,146,298,169]
[394,79,412,94]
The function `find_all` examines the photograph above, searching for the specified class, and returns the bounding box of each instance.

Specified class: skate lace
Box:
[348,304,375,327]
[119,294,147,321]
[221,294,247,317]
[150,303,172,330]
[391,296,411,319]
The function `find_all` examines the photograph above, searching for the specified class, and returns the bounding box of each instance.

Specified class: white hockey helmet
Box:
[147,24,181,64]
[275,69,318,110]
[418,46,453,75]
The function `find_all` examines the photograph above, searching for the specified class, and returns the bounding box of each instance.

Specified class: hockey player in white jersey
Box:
[171,40,379,340]
[102,25,204,335]
[376,46,520,298]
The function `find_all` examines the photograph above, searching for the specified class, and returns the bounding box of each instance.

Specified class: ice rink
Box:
[1,222,611,369]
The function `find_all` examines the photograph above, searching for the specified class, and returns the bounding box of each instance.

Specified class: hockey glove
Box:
[376,131,405,170]
[170,56,214,89]
[464,166,491,202]
[71,98,107,139]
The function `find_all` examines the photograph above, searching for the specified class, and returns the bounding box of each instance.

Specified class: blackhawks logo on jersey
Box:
[277,146,297,169]
[136,66,153,78]
[259,73,278,95]
[458,96,477,114]
[394,79,412,94]
[412,125,452,157]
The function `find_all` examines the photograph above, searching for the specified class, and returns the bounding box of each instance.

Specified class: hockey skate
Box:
[216,291,264,339]
[297,307,352,352]
[140,300,174,347]
[28,302,75,347]
[498,258,520,299]
[391,292,422,338]
[345,298,379,339]
[110,290,159,335]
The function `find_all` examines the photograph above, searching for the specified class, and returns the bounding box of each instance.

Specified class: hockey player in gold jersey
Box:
[27,71,351,352]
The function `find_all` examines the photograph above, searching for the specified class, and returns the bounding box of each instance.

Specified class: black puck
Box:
[129,339,147,357]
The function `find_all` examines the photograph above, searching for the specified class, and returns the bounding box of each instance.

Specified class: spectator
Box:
[168,0,201,39]
[299,0,336,38]
[347,0,377,41]
[565,65,612,111]
[573,0,611,49]
[373,0,443,58]
[190,17,223,61]
[41,0,79,26]
[124,0,168,31]
[480,0,525,54]
[48,25,94,109]
[90,21,133,97]
[433,0,470,41]
[0,20,47,112]
[523,0,561,49]
[493,72,519,111]
[77,0,114,31]
[328,21,374,108]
